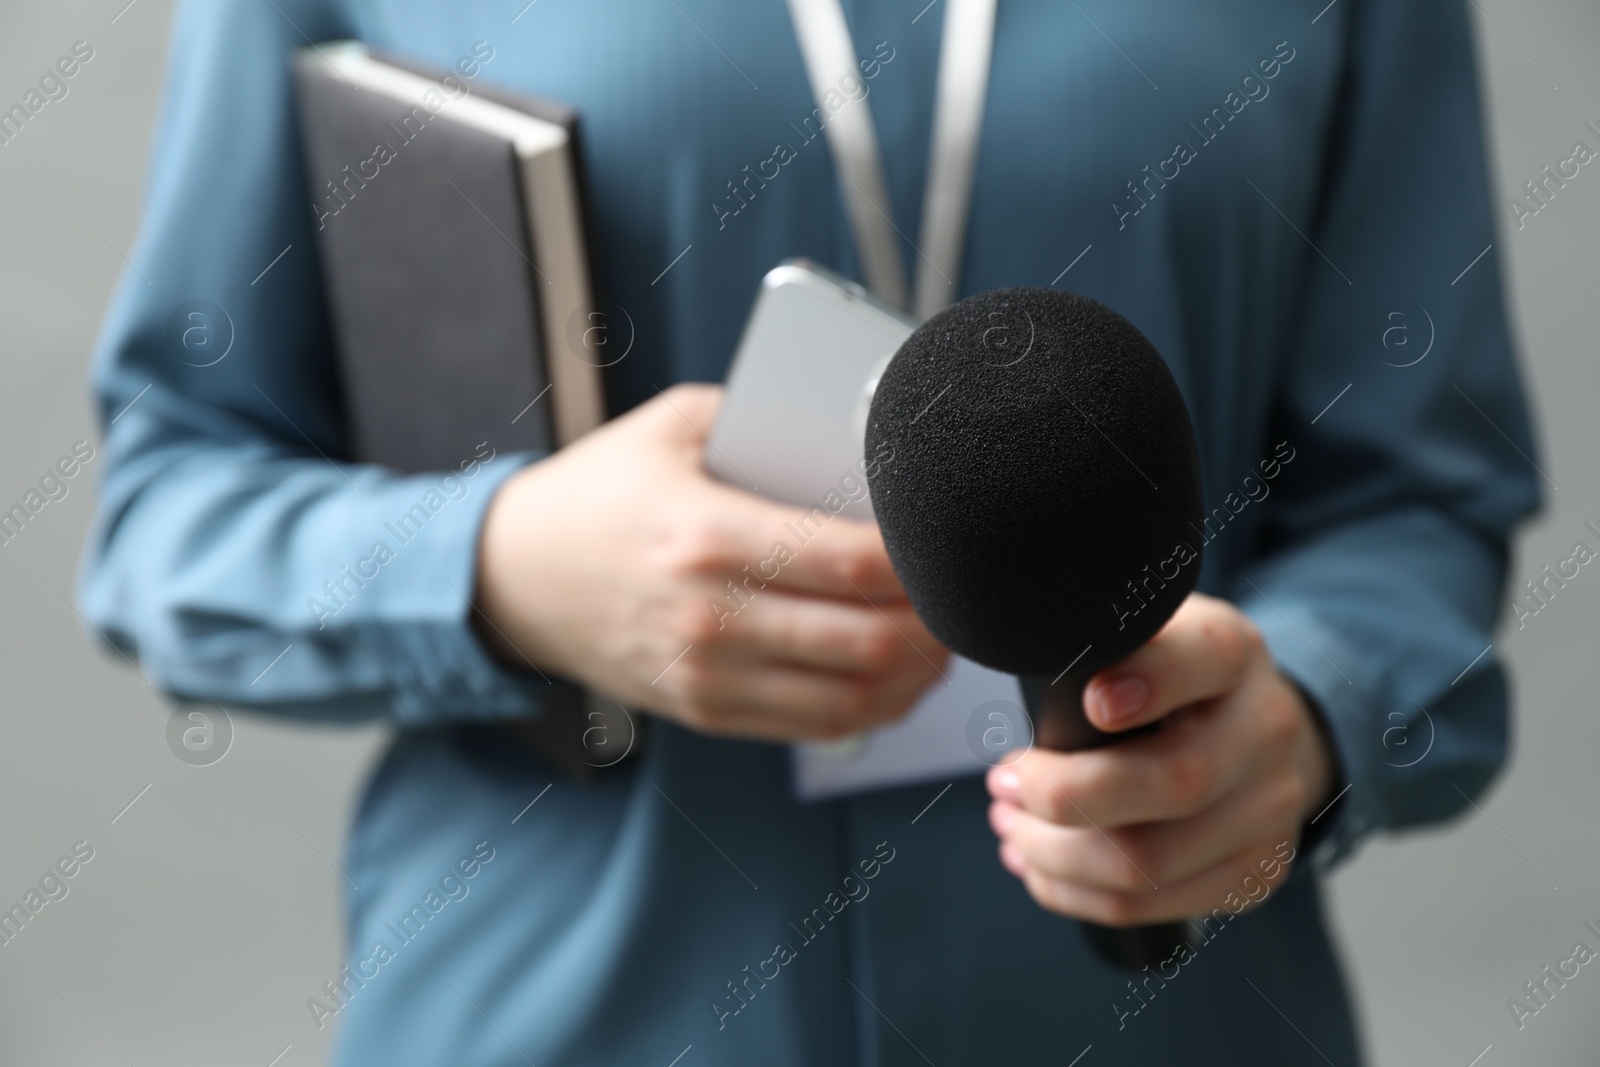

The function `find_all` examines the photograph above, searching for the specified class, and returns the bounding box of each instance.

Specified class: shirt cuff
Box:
[355,450,582,727]
[1236,589,1383,874]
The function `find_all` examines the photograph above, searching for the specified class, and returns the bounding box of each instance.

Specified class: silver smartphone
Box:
[705,260,915,521]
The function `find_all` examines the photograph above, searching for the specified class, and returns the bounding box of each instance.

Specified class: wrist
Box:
[472,462,552,672]
[1285,673,1344,845]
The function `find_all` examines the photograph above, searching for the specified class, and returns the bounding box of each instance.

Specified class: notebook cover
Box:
[294,51,555,471]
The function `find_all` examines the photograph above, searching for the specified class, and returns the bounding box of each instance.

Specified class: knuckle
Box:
[678,602,727,646]
[1107,856,1151,894]
[1022,873,1056,913]
[1110,834,1162,889]
[1045,777,1084,825]
[1204,615,1249,681]
[854,623,902,671]
[1271,772,1310,823]
[675,700,717,732]
[859,682,905,725]
[663,520,730,579]
[833,549,875,591]
[1096,891,1144,928]
[837,683,878,720]
[1054,760,1112,824]
[1164,748,1214,812]
[670,655,715,702]
[1023,872,1074,919]
[816,716,859,740]
[658,382,716,419]
[1260,688,1301,748]
[1238,615,1267,657]
[886,672,930,713]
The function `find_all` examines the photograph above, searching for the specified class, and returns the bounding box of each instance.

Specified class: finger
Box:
[703,654,946,739]
[1009,838,1295,927]
[993,692,1260,828]
[749,510,908,601]
[992,762,1306,892]
[711,593,947,676]
[677,481,910,604]
[649,381,725,440]
[1082,594,1262,733]
[666,658,931,743]
[992,802,1161,894]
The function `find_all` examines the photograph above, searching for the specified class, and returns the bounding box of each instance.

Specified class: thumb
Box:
[648,382,725,441]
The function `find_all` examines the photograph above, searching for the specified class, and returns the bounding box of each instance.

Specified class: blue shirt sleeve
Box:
[77,0,568,725]
[1231,0,1542,869]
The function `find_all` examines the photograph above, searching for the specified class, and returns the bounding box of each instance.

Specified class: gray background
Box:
[0,1,1595,1064]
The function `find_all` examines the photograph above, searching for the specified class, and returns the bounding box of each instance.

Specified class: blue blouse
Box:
[81,0,1539,1063]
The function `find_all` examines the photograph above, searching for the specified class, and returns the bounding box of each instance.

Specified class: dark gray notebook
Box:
[293,41,605,472]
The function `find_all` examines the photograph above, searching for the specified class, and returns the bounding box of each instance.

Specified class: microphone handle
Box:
[1016,675,1193,972]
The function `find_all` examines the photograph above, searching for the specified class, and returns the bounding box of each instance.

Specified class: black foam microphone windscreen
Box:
[866,287,1206,970]
[866,287,1204,679]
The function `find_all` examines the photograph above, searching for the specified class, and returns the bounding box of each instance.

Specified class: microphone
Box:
[865,287,1205,971]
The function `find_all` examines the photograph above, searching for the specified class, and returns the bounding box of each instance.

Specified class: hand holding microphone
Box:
[986,593,1334,950]
[865,288,1335,968]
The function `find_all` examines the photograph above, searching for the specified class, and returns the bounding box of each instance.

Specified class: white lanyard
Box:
[786,0,997,320]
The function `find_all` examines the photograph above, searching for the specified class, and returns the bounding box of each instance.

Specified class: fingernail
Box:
[1091,675,1149,727]
[987,766,1021,802]
[999,841,1026,876]
[989,802,1016,836]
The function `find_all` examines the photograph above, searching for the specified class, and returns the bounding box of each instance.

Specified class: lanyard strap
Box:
[786,0,997,319]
